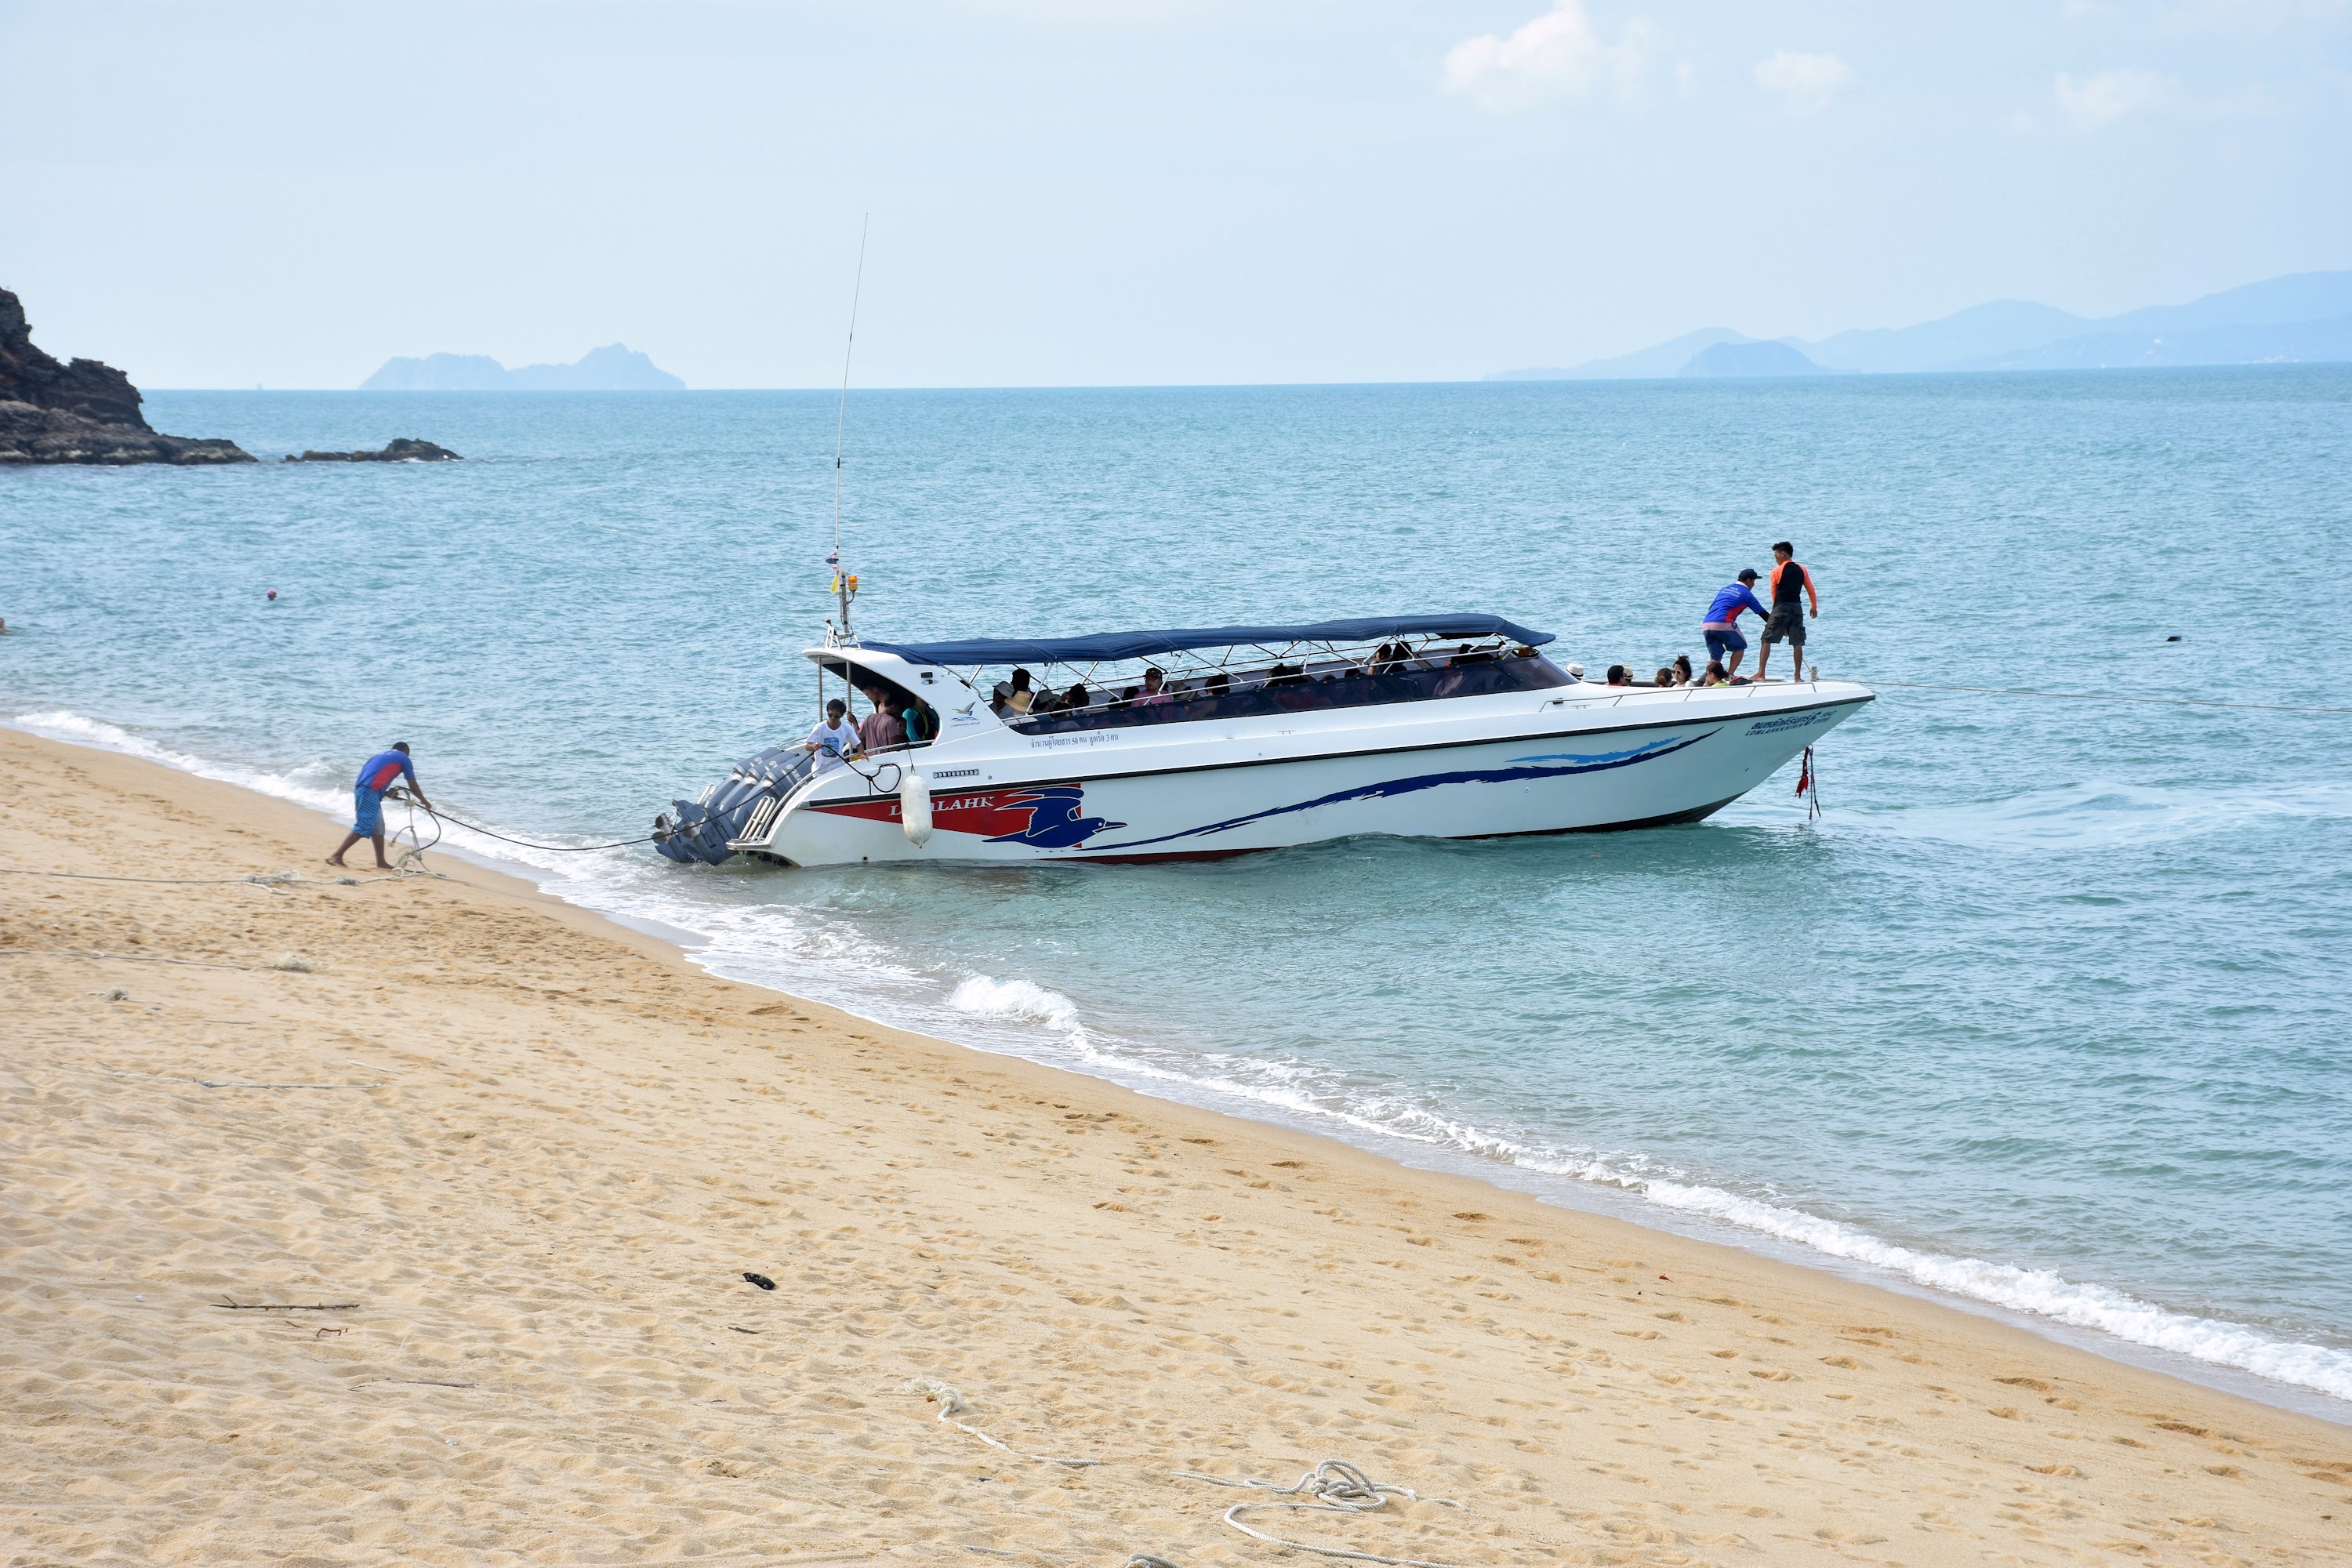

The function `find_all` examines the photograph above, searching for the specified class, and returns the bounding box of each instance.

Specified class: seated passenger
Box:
[902,699,941,746]
[1606,664,1632,686]
[1204,670,1232,698]
[1653,666,1675,688]
[992,681,1014,715]
[1700,659,1730,686]
[1135,667,1173,707]
[1063,682,1091,713]
[857,681,906,753]
[1004,668,1036,714]
[1673,654,1693,685]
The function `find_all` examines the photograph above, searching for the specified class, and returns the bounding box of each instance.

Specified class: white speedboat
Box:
[653,615,1871,867]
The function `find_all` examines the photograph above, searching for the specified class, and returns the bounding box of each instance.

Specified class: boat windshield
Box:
[964,639,1570,735]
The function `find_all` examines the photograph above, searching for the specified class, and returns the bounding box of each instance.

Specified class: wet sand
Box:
[3,724,2347,1566]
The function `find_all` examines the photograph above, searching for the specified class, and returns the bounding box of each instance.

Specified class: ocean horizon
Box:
[6,368,2349,1419]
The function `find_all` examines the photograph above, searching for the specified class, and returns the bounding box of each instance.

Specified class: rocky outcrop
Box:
[0,288,254,465]
[284,438,462,463]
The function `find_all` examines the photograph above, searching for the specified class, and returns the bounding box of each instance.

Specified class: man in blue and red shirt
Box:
[328,742,434,869]
[1700,568,1769,678]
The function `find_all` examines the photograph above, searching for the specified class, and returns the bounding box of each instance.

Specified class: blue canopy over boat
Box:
[861,615,1554,668]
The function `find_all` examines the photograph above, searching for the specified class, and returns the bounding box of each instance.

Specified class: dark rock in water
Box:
[284,437,463,463]
[0,287,256,465]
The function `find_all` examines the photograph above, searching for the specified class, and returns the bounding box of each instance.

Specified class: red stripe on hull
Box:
[808,787,1044,837]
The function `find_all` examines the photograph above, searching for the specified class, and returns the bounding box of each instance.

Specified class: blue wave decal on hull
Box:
[1088,730,1716,851]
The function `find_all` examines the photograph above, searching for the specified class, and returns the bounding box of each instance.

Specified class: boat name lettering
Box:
[1745,711,1831,736]
[1029,732,1120,750]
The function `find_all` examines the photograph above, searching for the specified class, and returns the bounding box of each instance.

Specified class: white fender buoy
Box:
[901,770,934,846]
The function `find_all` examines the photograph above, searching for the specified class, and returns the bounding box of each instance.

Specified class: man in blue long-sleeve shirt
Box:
[1700,568,1767,678]
[328,742,434,869]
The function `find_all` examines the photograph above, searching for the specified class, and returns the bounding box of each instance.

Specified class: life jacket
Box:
[1771,559,1809,608]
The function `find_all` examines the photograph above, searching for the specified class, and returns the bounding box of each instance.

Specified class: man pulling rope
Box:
[328,742,434,871]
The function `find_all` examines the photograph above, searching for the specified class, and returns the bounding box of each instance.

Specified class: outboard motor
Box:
[652,744,815,866]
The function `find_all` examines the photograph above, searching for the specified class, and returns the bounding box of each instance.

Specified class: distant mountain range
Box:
[1490,271,2352,381]
[361,344,684,390]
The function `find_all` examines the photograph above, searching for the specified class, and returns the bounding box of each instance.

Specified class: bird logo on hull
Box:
[982,786,1126,849]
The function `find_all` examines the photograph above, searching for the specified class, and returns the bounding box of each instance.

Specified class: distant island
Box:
[1493,270,2352,381]
[1679,340,1820,379]
[362,344,685,391]
[0,286,253,464]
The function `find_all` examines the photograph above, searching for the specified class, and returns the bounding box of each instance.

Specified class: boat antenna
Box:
[829,214,869,644]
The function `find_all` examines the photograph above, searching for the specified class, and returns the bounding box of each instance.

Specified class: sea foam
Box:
[950,975,1083,1033]
[905,979,2352,1406]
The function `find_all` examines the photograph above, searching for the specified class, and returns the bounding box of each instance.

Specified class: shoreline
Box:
[6,722,2351,1562]
[14,710,2352,1428]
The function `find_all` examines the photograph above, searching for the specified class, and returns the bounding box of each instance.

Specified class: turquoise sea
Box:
[5,371,2349,1414]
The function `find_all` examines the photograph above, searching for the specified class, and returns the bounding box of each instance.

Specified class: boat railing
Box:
[995,652,1570,735]
[1548,675,1828,708]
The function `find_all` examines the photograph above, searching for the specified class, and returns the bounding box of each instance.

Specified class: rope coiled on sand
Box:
[1171,1460,1471,1568]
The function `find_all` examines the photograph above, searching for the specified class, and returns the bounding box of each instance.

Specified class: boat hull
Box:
[751,688,1869,866]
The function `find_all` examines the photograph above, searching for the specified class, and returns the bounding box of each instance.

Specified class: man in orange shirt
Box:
[1753,541,1820,682]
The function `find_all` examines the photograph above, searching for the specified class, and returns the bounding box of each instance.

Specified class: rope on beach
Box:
[903,1380,1101,1468]
[1169,1461,1470,1568]
[0,947,264,971]
[0,866,434,895]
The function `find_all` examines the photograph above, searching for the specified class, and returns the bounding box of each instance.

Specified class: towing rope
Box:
[384,790,659,855]
[1858,679,2352,715]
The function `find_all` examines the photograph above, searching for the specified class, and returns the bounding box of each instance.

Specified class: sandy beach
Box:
[3,724,2347,1567]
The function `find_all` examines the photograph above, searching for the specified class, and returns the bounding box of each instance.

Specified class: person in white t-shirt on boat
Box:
[804,699,860,774]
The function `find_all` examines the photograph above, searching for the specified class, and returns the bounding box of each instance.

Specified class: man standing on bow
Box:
[1700,567,1769,679]
[328,742,432,869]
[1754,541,1820,683]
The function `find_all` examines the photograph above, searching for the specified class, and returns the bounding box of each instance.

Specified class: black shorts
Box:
[1763,604,1806,646]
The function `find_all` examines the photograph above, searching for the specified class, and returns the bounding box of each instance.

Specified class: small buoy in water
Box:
[267,589,278,601]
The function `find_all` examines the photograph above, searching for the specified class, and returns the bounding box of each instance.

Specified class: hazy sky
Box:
[4,1,2347,387]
